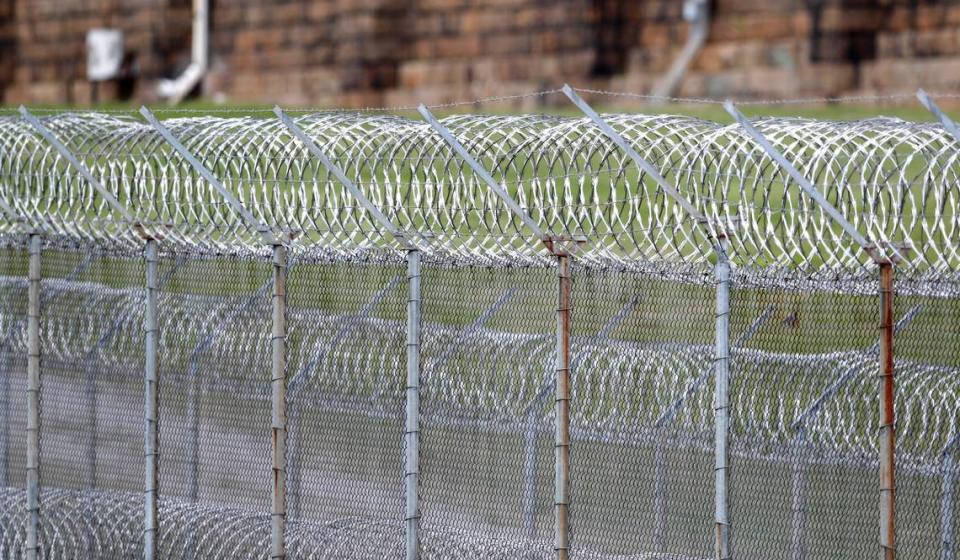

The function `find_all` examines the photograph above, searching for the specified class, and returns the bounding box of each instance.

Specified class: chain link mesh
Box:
[34,241,145,559]
[0,239,955,558]
[154,248,274,558]
[571,263,716,559]
[284,252,406,555]
[0,239,29,557]
[419,260,554,558]
[1,105,960,559]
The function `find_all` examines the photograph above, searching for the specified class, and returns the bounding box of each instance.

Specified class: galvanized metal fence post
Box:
[275,107,429,559]
[553,246,572,560]
[271,243,288,560]
[727,100,908,560]
[405,249,422,560]
[564,85,745,557]
[25,232,41,560]
[713,236,732,560]
[143,106,289,558]
[417,104,568,557]
[143,238,159,560]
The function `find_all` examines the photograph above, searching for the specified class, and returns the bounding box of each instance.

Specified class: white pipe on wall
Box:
[651,0,710,100]
[158,0,208,104]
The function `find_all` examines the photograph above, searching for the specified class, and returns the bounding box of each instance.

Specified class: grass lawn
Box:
[4,96,960,123]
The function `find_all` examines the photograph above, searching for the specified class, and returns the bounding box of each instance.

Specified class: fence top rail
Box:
[1,110,959,278]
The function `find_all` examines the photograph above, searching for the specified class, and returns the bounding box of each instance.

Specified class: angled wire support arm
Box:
[139,107,275,245]
[273,107,419,250]
[789,303,923,433]
[417,104,547,241]
[727,100,901,560]
[918,90,960,141]
[20,106,136,228]
[561,84,710,230]
[654,304,776,429]
[723,101,875,257]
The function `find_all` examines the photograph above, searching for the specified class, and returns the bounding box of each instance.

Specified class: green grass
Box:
[4,97,960,123]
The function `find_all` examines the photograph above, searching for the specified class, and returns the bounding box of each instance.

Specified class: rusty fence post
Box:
[878,260,896,560]
[727,100,914,560]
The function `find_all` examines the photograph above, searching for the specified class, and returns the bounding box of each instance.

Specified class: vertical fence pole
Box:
[143,238,159,560]
[554,249,572,560]
[879,261,896,560]
[725,101,906,560]
[419,103,573,559]
[276,108,427,559]
[713,237,732,560]
[271,243,288,560]
[405,249,422,560]
[941,442,957,560]
[25,232,41,560]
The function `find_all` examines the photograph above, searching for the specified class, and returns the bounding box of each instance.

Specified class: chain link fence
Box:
[0,239,956,559]
[0,101,959,559]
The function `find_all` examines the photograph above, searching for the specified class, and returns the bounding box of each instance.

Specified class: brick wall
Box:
[4,0,193,104]
[4,0,960,107]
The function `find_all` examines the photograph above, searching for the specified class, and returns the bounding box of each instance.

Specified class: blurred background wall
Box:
[2,0,959,107]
